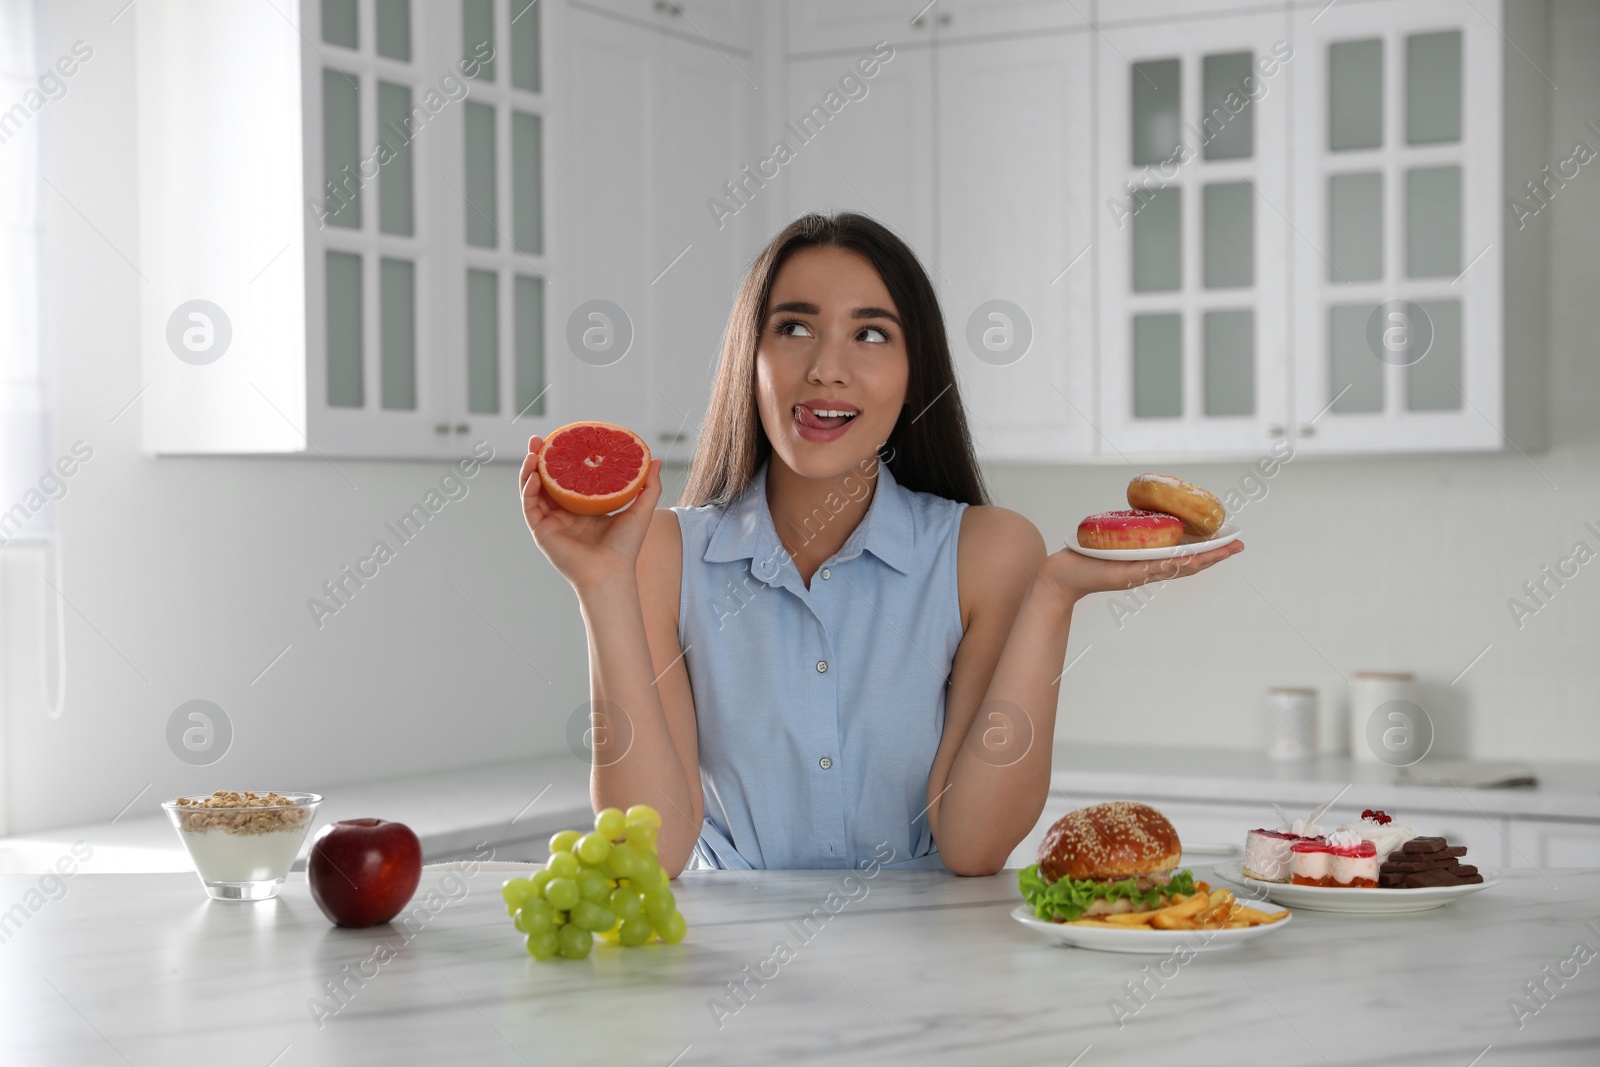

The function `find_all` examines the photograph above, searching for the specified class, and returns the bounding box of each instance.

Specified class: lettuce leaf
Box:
[1017,864,1195,922]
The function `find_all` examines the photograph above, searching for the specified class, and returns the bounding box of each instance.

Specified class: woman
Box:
[520,212,1242,877]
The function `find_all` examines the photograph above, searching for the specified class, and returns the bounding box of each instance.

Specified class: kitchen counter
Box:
[6,744,1599,875]
[1049,744,1600,821]
[2,867,1597,1065]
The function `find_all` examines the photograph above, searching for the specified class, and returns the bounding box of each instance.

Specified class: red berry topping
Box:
[1360,809,1392,825]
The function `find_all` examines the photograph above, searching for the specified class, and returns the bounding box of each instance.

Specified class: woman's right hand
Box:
[519,435,664,594]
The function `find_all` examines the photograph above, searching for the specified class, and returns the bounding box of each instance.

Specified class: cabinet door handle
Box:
[454,423,469,434]
[1298,425,1315,437]
[653,0,682,15]
[434,423,450,435]
[659,431,688,443]
[1267,424,1284,437]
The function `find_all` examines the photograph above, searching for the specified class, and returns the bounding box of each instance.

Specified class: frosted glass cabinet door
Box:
[1289,0,1501,454]
[1095,11,1291,454]
[303,0,462,457]
[297,0,568,459]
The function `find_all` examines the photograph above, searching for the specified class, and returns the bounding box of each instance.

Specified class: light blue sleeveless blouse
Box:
[670,456,968,870]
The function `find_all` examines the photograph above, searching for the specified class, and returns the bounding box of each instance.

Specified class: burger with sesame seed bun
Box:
[1018,801,1196,922]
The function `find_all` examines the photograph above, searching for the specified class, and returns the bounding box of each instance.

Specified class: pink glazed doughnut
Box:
[1076,510,1184,550]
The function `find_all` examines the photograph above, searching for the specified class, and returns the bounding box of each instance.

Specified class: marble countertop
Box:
[2,866,1597,1065]
[0,754,596,875]
[6,745,1598,877]
[1048,744,1600,820]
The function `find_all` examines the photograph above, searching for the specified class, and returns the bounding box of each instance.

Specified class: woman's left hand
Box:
[1037,538,1245,605]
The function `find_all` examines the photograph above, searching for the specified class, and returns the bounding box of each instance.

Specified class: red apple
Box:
[308,818,423,927]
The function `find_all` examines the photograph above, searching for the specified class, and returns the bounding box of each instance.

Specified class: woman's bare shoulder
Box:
[957,505,1045,559]
[638,508,684,633]
[956,506,1047,630]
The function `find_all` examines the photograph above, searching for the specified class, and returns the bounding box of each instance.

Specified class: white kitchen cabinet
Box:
[538,4,767,458]
[1286,0,1547,455]
[783,0,937,55]
[1090,0,1547,460]
[1507,819,1600,869]
[634,15,765,455]
[1098,0,1265,22]
[937,32,1096,459]
[139,0,766,462]
[557,11,659,448]
[577,0,752,49]
[1095,10,1296,454]
[559,5,762,456]
[139,0,565,461]
[784,0,1090,51]
[784,11,1095,462]
[934,0,1090,40]
[780,46,936,267]
[140,0,1548,465]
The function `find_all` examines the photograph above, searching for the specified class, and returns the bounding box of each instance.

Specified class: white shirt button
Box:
[816,660,828,673]
[819,756,832,770]
[821,567,831,580]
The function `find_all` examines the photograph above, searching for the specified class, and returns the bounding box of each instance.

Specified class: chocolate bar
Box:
[1376,834,1477,889]
[1400,837,1448,854]
[1398,869,1482,888]
[1381,852,1466,872]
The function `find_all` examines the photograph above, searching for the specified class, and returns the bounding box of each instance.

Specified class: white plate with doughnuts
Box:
[1070,522,1240,561]
[1071,472,1237,559]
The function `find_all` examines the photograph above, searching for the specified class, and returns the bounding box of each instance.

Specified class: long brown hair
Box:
[678,212,991,509]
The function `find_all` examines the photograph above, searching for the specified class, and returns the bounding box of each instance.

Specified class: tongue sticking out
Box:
[798,406,855,430]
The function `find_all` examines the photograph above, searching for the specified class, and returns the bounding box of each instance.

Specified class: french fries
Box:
[1065,886,1289,931]
[1105,911,1158,926]
[1149,892,1211,929]
[1231,904,1290,926]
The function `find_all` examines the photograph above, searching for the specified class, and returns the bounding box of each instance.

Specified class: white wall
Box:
[7,0,1597,834]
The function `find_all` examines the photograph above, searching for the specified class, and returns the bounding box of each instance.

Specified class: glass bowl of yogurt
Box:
[163,791,321,901]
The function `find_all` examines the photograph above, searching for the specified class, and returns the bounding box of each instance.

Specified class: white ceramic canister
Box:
[1348,671,1416,765]
[1266,687,1318,761]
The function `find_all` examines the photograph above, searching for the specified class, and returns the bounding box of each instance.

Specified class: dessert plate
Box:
[1069,522,1240,561]
[1010,902,1291,954]
[1212,862,1502,914]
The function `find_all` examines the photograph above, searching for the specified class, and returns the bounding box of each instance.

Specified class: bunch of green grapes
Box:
[500,804,687,960]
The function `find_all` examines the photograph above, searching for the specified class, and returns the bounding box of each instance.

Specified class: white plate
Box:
[1211,862,1502,914]
[1068,522,1241,561]
[1010,902,1291,954]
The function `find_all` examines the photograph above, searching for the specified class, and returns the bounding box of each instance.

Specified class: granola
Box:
[172,791,312,834]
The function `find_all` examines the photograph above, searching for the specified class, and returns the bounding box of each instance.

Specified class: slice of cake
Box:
[1289,829,1379,887]
[1242,810,1326,882]
[1243,828,1313,882]
[1335,808,1417,864]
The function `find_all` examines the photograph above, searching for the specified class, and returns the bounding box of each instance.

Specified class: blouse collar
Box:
[704,454,914,582]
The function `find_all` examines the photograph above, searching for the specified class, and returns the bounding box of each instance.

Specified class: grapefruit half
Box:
[537,421,652,516]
